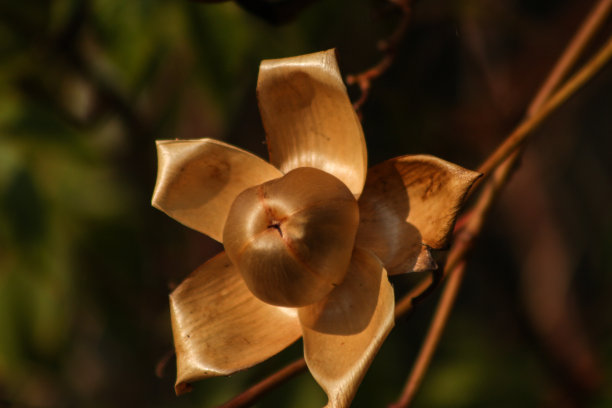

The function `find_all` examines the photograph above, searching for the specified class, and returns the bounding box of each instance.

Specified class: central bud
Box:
[223,167,359,307]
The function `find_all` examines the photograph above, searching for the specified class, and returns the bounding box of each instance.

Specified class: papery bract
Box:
[223,167,359,307]
[153,49,480,407]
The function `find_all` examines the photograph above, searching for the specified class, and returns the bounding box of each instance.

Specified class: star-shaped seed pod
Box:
[152,49,479,407]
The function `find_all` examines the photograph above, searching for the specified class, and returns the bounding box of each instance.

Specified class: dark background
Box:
[1,0,611,407]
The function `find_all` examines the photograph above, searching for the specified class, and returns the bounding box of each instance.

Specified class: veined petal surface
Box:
[257,49,367,196]
[152,138,282,242]
[169,252,301,395]
[357,155,479,275]
[299,248,394,408]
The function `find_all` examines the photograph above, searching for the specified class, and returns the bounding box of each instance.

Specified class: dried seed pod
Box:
[223,167,359,307]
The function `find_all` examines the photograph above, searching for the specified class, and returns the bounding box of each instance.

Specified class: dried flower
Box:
[152,49,479,407]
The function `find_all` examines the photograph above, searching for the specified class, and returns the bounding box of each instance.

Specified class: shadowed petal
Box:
[170,252,302,395]
[299,248,394,408]
[257,49,367,196]
[152,139,282,242]
[357,155,480,275]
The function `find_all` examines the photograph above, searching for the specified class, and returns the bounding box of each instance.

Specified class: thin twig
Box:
[216,359,307,408]
[388,262,467,408]
[390,1,612,406]
[155,349,175,378]
[215,3,612,408]
[528,0,612,117]
[391,159,523,408]
[346,0,412,114]
[217,273,436,408]
[476,32,612,179]
[217,27,612,408]
[394,273,434,318]
[390,139,515,408]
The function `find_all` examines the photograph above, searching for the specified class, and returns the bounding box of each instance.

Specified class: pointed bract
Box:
[170,252,302,395]
[413,246,438,272]
[257,49,368,196]
[299,248,395,407]
[357,155,480,274]
[152,139,282,242]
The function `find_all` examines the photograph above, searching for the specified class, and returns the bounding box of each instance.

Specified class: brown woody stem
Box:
[216,3,612,408]
[216,359,307,408]
[527,0,612,117]
[476,31,612,179]
[388,262,467,408]
[346,0,412,114]
[390,1,612,407]
[216,274,435,408]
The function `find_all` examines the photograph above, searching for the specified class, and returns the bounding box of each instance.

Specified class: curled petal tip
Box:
[257,50,368,196]
[413,246,438,273]
[357,155,479,273]
[174,382,192,396]
[299,248,395,407]
[170,253,301,392]
[152,138,282,242]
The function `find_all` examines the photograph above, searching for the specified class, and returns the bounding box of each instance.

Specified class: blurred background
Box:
[1,0,611,407]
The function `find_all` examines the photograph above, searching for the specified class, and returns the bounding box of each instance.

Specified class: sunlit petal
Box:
[152,138,282,242]
[223,168,359,307]
[299,248,394,407]
[257,49,367,196]
[170,252,302,395]
[357,155,480,274]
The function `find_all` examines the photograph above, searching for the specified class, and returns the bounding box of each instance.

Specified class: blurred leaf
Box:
[2,168,47,246]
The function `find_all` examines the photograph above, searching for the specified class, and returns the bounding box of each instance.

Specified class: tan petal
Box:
[223,167,359,307]
[299,248,395,407]
[357,155,480,274]
[152,138,282,242]
[170,252,302,395]
[257,49,368,196]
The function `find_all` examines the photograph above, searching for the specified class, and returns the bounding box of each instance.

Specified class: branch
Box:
[346,0,412,114]
[216,359,307,408]
[476,31,612,179]
[527,0,612,117]
[216,271,436,408]
[214,2,612,408]
[388,262,467,408]
[390,1,612,406]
